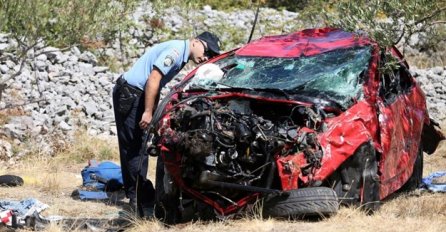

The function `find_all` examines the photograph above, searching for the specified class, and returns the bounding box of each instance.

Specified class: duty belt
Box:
[116,76,143,97]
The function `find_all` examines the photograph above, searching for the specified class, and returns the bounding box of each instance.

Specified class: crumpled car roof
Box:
[235,28,373,58]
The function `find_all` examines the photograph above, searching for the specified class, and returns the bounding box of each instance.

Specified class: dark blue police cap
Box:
[196,31,221,57]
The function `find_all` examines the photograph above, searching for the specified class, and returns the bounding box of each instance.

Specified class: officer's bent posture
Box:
[112,32,221,218]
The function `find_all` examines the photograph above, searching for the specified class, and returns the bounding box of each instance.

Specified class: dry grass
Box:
[122,191,446,232]
[120,203,446,232]
[0,108,27,126]
[405,53,446,69]
[53,130,120,163]
[1,122,446,231]
[0,131,122,222]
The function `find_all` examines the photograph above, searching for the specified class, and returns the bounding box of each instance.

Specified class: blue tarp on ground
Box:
[76,160,124,201]
[81,160,123,191]
[421,171,446,192]
[77,190,109,200]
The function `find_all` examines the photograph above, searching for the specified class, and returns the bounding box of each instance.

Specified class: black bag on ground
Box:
[0,175,24,187]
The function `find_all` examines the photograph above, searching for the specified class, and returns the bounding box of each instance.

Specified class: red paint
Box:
[276,153,302,190]
[377,84,427,198]
[155,28,444,216]
[236,28,371,58]
[315,101,379,181]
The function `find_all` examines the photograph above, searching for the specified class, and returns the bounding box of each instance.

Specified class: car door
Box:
[377,62,426,198]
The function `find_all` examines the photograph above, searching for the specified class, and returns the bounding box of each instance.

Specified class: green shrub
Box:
[317,0,446,49]
[0,0,140,48]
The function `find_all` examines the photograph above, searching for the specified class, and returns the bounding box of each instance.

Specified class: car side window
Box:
[398,66,413,92]
[379,64,413,104]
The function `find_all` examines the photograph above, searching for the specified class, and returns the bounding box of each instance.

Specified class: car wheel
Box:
[400,145,423,192]
[154,156,180,224]
[262,187,339,219]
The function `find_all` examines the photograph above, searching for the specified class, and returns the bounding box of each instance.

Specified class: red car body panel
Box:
[156,28,444,214]
[377,84,427,198]
[276,152,305,190]
[314,100,379,181]
[236,28,371,58]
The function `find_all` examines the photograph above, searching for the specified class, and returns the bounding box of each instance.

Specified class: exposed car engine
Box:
[160,97,325,196]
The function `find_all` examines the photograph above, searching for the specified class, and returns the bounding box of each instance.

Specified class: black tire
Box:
[400,145,423,192]
[263,187,339,219]
[154,156,180,224]
[0,175,24,187]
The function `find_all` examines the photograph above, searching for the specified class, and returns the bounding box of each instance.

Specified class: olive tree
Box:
[290,0,444,70]
[0,0,141,102]
[312,0,446,50]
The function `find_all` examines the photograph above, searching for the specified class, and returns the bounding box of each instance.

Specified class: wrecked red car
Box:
[149,28,445,223]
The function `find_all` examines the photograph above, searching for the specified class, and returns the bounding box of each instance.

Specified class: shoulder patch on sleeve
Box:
[163,55,174,67]
[163,49,180,67]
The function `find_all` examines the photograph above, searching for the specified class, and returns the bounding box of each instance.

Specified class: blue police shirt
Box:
[123,40,190,91]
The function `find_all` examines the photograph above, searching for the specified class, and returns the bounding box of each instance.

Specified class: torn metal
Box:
[151,28,445,221]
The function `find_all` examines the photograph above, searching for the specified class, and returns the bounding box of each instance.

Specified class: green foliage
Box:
[316,0,446,49]
[288,0,446,68]
[0,0,141,97]
[0,0,140,48]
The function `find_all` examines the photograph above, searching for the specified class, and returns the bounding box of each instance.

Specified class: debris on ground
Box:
[0,198,48,228]
[421,171,446,192]
[72,160,124,201]
[0,175,24,187]
[0,198,131,230]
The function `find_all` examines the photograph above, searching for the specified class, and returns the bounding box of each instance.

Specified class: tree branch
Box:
[34,45,73,57]
[0,54,28,85]
[413,6,446,25]
[0,53,18,63]
[394,26,406,45]
[429,20,446,25]
[0,37,40,85]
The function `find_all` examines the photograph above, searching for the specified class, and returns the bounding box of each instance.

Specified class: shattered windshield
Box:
[187,46,372,108]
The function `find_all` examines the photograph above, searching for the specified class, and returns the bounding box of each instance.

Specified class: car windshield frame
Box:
[186,46,372,108]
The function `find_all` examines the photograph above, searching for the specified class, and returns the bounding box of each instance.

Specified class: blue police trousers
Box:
[112,81,155,213]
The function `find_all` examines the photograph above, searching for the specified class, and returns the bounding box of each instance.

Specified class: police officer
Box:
[112,32,221,217]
